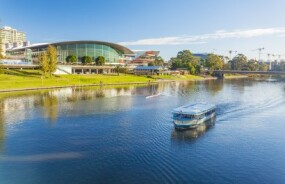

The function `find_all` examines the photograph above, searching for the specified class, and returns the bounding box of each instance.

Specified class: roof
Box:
[135,66,163,70]
[172,103,216,115]
[6,40,134,54]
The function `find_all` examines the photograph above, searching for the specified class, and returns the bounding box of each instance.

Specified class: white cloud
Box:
[118,28,285,46]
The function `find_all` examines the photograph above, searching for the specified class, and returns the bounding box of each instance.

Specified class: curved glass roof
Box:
[7,40,134,54]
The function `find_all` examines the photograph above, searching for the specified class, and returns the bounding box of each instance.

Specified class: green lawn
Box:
[0,69,204,90]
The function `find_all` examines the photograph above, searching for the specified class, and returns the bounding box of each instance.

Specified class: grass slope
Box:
[0,69,203,90]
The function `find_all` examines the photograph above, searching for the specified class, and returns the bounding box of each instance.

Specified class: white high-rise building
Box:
[0,26,26,44]
[0,26,27,56]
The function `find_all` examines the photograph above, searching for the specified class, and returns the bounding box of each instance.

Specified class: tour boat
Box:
[172,103,216,129]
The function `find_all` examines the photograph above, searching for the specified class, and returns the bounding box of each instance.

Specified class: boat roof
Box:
[172,103,216,115]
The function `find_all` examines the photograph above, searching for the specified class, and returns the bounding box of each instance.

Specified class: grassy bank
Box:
[0,69,204,91]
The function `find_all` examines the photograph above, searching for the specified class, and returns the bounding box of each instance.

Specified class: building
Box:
[130,50,160,65]
[0,26,27,56]
[193,53,208,60]
[134,66,166,75]
[6,40,135,64]
[0,26,26,44]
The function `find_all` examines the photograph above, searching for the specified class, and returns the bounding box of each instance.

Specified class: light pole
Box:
[258,48,264,62]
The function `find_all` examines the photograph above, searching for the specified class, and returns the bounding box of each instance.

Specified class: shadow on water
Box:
[171,117,216,143]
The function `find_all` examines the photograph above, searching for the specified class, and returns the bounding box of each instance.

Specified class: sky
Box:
[1,0,285,61]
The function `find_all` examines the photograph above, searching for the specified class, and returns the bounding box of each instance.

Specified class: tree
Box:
[169,57,183,69]
[0,36,4,60]
[154,56,164,66]
[0,62,3,74]
[115,65,121,75]
[258,63,268,71]
[148,62,155,66]
[0,36,3,74]
[205,54,224,70]
[95,56,105,66]
[38,52,49,76]
[47,45,57,77]
[228,54,247,70]
[66,55,77,63]
[81,56,92,65]
[169,50,201,74]
[38,45,57,77]
[247,59,259,71]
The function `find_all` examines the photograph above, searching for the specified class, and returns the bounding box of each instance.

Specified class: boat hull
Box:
[173,113,216,129]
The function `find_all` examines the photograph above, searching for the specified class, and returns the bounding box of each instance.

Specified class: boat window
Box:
[185,114,193,118]
[174,113,193,119]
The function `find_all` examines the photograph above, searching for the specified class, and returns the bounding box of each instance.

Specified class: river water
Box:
[0,78,285,184]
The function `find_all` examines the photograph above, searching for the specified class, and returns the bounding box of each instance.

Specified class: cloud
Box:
[118,28,285,46]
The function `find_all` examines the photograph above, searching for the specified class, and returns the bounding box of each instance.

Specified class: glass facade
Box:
[6,41,133,64]
[57,43,124,64]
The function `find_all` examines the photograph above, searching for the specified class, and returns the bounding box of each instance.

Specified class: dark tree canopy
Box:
[66,55,77,63]
[95,56,106,66]
[169,50,201,74]
[81,56,92,65]
[228,54,247,70]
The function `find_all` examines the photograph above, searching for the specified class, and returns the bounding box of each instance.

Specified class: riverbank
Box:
[0,69,211,92]
[0,69,250,93]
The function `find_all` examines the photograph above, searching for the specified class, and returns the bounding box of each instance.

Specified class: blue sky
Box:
[1,0,285,60]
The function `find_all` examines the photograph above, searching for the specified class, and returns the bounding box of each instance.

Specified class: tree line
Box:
[168,50,273,74]
[66,55,106,66]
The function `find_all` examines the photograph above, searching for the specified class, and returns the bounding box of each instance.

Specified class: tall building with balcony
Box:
[0,26,26,44]
[0,26,27,56]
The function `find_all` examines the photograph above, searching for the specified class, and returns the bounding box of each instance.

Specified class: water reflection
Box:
[0,101,5,153]
[171,117,216,142]
[0,85,154,125]
[41,92,58,123]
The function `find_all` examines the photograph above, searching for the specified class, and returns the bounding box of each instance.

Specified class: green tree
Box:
[148,62,155,66]
[228,54,247,70]
[66,55,77,63]
[247,59,259,71]
[0,63,3,74]
[258,63,269,71]
[154,56,164,66]
[0,36,4,60]
[38,52,49,76]
[205,54,224,70]
[170,50,201,74]
[115,65,121,75]
[81,56,92,65]
[95,56,105,66]
[47,45,57,77]
[37,45,57,77]
[169,57,183,69]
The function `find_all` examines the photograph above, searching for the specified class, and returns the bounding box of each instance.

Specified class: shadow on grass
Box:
[4,69,42,77]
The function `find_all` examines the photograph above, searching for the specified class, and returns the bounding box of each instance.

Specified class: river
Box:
[0,78,285,184]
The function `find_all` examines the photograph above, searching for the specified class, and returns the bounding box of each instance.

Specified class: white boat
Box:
[145,93,162,99]
[172,103,216,129]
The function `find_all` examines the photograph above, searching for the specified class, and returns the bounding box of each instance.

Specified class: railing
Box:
[212,70,285,75]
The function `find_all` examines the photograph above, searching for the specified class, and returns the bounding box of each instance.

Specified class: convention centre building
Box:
[6,40,135,64]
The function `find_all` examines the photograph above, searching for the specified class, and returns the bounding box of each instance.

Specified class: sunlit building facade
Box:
[0,26,27,56]
[130,50,160,65]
